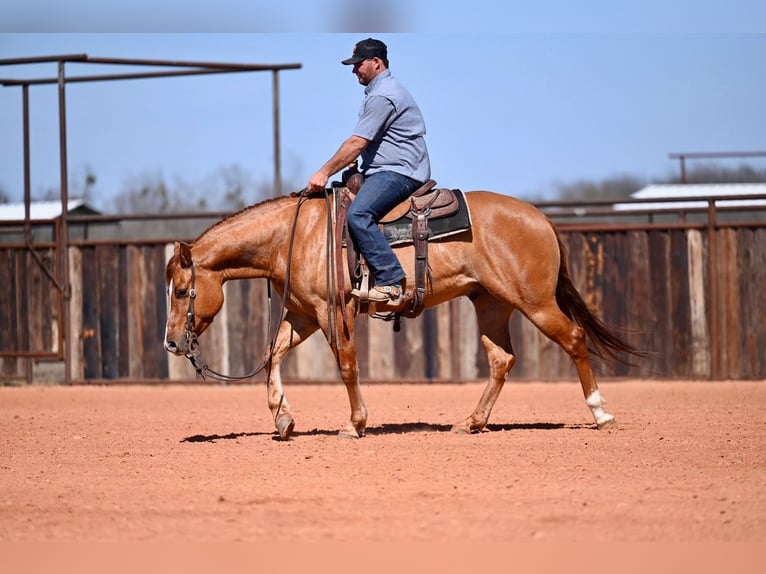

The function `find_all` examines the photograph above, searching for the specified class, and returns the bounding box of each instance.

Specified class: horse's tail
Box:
[553,231,650,369]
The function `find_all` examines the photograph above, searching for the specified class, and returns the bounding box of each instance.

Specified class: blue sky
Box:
[1,4,765,209]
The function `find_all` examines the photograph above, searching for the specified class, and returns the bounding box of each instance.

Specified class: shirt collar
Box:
[365,68,391,95]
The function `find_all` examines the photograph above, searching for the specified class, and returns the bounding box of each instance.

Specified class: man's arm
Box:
[307,135,368,191]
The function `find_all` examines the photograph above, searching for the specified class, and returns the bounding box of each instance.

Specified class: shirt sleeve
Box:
[353,95,395,142]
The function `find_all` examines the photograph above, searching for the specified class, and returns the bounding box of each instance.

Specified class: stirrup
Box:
[350,265,372,302]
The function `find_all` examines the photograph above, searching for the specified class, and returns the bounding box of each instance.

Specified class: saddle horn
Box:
[347,173,364,194]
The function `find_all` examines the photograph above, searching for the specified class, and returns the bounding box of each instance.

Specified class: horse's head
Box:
[163,241,224,355]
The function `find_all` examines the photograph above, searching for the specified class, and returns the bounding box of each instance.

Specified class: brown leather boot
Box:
[354,284,403,305]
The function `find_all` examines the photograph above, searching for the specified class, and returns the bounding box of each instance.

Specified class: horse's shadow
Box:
[181,421,588,443]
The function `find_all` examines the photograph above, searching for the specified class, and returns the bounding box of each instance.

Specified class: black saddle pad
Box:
[382,189,472,246]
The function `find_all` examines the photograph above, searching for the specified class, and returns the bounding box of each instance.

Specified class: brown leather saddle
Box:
[337,173,461,325]
[378,179,460,223]
[296,173,468,328]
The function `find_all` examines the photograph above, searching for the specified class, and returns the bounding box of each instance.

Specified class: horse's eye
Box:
[175,288,188,299]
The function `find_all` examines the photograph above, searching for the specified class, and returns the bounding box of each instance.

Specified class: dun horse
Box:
[164,190,642,439]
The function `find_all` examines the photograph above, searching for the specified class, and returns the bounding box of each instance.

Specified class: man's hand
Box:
[307,136,368,192]
[307,170,329,192]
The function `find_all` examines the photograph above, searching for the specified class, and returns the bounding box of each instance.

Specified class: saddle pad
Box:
[382,189,472,246]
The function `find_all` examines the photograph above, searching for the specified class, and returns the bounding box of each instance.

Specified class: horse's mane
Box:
[195,195,295,244]
[165,195,296,284]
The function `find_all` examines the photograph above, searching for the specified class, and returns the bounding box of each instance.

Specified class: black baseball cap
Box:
[341,38,388,65]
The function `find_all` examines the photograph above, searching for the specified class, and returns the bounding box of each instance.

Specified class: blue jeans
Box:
[347,171,420,286]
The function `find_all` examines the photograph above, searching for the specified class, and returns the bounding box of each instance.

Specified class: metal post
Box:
[57,61,72,384]
[272,70,282,198]
[22,85,31,229]
[22,84,33,383]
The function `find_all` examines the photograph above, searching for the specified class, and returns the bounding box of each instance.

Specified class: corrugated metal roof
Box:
[0,199,89,221]
[614,183,766,211]
[632,183,766,198]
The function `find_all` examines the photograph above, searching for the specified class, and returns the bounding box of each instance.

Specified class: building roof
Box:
[0,199,100,221]
[614,183,766,211]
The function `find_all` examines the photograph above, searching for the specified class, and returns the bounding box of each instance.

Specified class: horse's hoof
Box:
[338,423,363,439]
[596,414,616,430]
[276,415,295,440]
[450,423,471,434]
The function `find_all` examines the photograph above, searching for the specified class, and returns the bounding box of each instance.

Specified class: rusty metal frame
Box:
[669,151,766,183]
[0,55,301,383]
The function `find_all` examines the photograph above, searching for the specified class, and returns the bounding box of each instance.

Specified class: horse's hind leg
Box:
[527,304,615,429]
[453,296,516,434]
[266,312,319,439]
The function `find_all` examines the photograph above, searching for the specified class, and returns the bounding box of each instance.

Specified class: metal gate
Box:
[0,54,301,382]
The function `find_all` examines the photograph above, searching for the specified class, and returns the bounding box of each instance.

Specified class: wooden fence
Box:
[1,224,765,383]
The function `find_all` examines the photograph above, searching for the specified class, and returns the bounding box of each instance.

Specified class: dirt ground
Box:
[1,380,765,543]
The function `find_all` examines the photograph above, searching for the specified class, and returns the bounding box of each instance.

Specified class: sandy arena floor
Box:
[1,380,765,543]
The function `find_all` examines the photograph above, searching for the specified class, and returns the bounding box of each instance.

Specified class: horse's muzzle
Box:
[164,339,185,355]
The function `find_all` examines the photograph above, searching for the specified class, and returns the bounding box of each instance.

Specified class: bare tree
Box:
[665,162,766,184]
[553,174,647,202]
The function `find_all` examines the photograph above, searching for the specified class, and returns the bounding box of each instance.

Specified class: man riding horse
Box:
[307,38,430,309]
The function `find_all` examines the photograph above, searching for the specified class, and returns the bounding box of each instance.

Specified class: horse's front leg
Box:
[266,312,318,440]
[338,341,366,438]
[322,307,366,438]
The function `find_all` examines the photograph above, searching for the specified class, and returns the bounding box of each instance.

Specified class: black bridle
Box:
[180,257,274,382]
[182,260,207,377]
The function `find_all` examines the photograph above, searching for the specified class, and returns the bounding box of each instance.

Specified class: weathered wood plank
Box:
[355,313,371,380]
[686,230,710,378]
[367,310,394,381]
[434,301,452,380]
[97,245,119,379]
[80,246,101,379]
[0,249,18,375]
[454,297,479,381]
[627,231,653,377]
[143,246,170,379]
[601,232,629,376]
[717,229,741,378]
[68,247,83,379]
[647,231,673,377]
[16,251,30,354]
[422,308,438,380]
[748,228,766,377]
[670,230,691,378]
[127,245,147,379]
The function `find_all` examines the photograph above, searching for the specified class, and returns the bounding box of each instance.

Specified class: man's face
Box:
[352,57,382,86]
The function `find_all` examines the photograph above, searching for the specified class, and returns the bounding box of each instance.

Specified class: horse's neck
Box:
[194,198,296,281]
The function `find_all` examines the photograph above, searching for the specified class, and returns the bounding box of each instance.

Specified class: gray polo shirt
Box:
[352,69,431,183]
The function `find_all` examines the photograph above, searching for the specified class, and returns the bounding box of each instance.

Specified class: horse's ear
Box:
[174,241,193,269]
